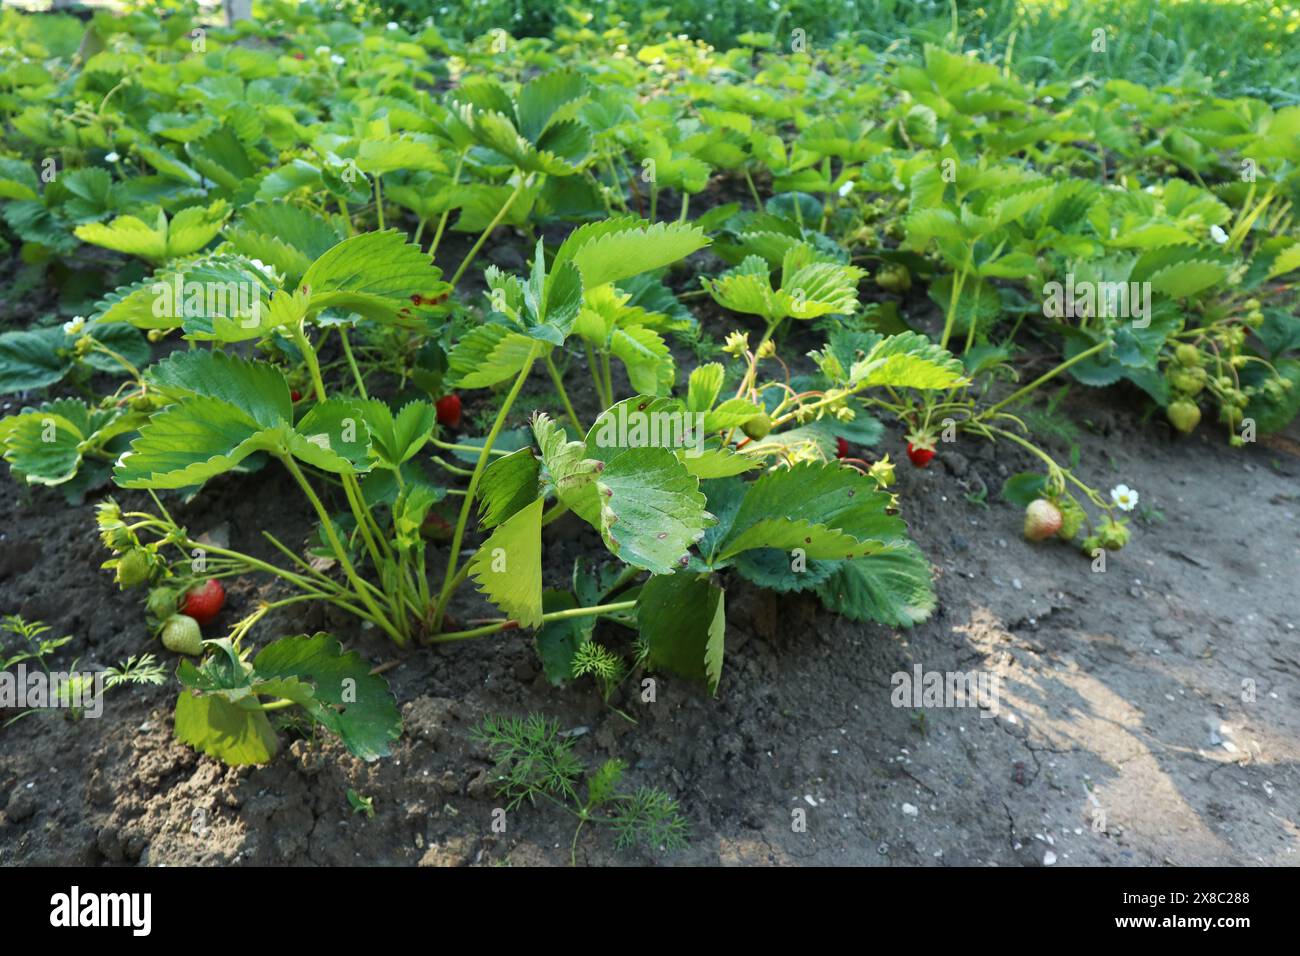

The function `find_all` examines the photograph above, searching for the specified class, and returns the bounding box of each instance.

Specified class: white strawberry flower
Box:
[104,151,120,163]
[838,180,855,198]
[386,22,399,30]
[62,315,86,335]
[1110,484,1139,511]
[1210,225,1229,244]
[247,258,282,284]
[331,54,346,66]
[315,45,330,55]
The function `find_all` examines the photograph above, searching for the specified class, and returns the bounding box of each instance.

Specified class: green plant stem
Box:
[585,341,608,407]
[431,345,539,631]
[340,472,389,571]
[281,453,407,645]
[980,340,1108,419]
[734,320,779,399]
[374,174,385,230]
[290,323,327,402]
[742,167,762,207]
[432,455,474,477]
[977,423,1104,506]
[600,351,615,407]
[546,354,584,431]
[429,150,467,258]
[678,191,690,222]
[450,174,531,287]
[570,817,587,867]
[338,327,367,398]
[286,321,405,627]
[425,599,637,645]
[540,501,571,528]
[938,267,966,351]
[429,437,512,457]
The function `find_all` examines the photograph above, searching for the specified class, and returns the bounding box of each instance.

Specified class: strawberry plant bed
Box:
[2,390,1297,865]
[1,1,1298,867]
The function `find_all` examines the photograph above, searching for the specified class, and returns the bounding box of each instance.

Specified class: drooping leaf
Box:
[446,324,543,388]
[637,571,726,694]
[174,691,279,766]
[466,496,544,628]
[815,543,936,628]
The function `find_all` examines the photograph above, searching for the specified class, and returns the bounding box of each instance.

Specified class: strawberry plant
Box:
[1,0,1298,777]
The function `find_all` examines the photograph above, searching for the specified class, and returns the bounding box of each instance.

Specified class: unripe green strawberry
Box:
[876,263,912,293]
[1175,344,1201,367]
[1167,366,1205,396]
[1098,517,1130,551]
[1023,498,1063,542]
[1219,404,1243,427]
[741,413,772,439]
[1080,535,1103,555]
[1167,399,1201,434]
[114,549,152,589]
[160,614,203,656]
[1056,496,1086,540]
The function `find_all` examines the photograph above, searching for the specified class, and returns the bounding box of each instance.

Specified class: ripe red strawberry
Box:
[421,511,455,541]
[290,389,303,403]
[906,442,934,468]
[1023,499,1063,542]
[435,393,462,428]
[180,579,225,627]
[904,430,936,468]
[836,437,849,459]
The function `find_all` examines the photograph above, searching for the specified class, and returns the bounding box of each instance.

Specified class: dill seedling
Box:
[472,713,689,864]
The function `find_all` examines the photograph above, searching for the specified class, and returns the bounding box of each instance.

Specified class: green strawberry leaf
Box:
[637,571,726,694]
[1,408,85,485]
[114,396,286,489]
[815,543,936,628]
[447,324,545,388]
[288,400,372,474]
[0,327,70,394]
[252,633,402,762]
[299,229,448,323]
[477,447,541,528]
[361,399,436,468]
[466,496,544,627]
[709,462,907,563]
[174,691,279,766]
